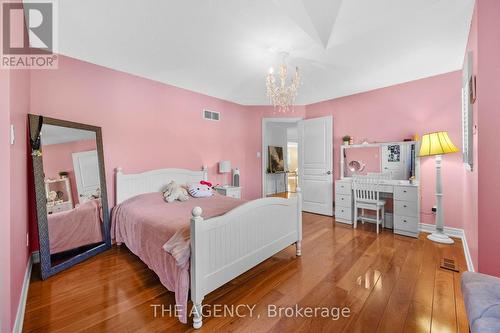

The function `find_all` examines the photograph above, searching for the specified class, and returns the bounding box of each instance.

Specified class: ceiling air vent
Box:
[203,109,220,121]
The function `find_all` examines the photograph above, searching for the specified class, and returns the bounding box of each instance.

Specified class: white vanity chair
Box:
[353,175,387,233]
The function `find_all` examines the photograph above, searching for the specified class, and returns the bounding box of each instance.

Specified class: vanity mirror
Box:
[29,115,111,279]
[341,141,419,182]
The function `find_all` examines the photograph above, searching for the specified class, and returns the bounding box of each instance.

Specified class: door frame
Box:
[261,117,302,198]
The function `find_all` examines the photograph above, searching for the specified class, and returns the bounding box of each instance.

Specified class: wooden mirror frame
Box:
[28,114,111,279]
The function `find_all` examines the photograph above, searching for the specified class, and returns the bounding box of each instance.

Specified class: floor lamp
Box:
[419,131,459,244]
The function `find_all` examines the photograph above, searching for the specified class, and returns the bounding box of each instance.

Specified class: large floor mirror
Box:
[28,115,111,279]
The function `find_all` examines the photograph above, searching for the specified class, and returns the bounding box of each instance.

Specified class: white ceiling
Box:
[55,0,475,105]
[41,124,96,145]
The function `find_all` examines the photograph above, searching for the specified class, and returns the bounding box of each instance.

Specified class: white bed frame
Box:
[115,167,302,329]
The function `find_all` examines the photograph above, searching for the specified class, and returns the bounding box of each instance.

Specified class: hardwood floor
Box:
[23,213,469,333]
[267,192,296,199]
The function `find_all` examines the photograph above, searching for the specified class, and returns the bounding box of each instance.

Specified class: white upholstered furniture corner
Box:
[115,167,302,329]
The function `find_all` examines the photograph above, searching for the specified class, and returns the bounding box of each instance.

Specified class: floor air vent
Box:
[440,258,459,272]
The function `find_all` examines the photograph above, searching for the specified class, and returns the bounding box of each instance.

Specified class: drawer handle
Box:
[403,205,407,208]
[403,190,407,193]
[403,220,407,223]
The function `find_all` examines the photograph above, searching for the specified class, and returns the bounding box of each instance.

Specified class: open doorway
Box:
[286,128,298,193]
[262,118,300,198]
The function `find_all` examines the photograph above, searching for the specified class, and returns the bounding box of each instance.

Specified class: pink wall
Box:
[305,71,464,228]
[43,139,98,207]
[1,2,31,330]
[1,67,31,332]
[9,66,31,330]
[462,3,479,271]
[0,64,13,333]
[477,0,500,276]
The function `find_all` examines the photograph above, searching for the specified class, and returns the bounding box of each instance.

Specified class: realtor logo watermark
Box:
[151,303,351,321]
[1,0,58,69]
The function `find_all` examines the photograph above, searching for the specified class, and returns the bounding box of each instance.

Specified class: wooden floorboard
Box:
[23,213,469,333]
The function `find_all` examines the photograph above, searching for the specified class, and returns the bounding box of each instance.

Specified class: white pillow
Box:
[187,183,213,198]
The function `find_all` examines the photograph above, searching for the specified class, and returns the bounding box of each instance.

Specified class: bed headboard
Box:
[115,167,208,204]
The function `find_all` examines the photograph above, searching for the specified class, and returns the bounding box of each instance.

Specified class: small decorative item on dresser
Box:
[342,135,351,146]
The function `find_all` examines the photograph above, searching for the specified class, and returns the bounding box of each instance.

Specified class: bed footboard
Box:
[189,189,302,329]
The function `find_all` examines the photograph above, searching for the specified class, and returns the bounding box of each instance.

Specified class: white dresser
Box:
[334,179,420,238]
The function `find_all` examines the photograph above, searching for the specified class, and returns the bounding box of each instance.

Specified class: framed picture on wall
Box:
[462,51,474,171]
[268,146,284,173]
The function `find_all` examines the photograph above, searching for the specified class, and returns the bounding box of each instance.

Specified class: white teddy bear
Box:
[163,181,189,203]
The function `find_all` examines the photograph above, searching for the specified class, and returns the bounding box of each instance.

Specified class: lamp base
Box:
[427,232,454,244]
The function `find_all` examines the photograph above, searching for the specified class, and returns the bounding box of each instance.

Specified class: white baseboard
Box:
[12,255,33,333]
[419,223,475,272]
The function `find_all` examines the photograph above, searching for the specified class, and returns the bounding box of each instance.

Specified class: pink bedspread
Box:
[48,199,103,254]
[111,192,244,324]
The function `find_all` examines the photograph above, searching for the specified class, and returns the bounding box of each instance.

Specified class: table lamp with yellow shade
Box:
[419,131,459,244]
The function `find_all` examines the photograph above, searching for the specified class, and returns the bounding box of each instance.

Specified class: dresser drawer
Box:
[335,193,351,208]
[394,186,418,202]
[394,200,418,217]
[335,206,352,222]
[393,215,419,234]
[215,187,241,199]
[376,184,394,194]
[335,181,352,195]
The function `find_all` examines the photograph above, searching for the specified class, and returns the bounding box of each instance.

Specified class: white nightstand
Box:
[214,186,242,199]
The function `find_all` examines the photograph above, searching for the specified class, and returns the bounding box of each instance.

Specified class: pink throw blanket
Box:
[111,192,244,323]
[48,199,103,254]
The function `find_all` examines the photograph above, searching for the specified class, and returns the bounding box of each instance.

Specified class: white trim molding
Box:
[261,117,302,197]
[13,255,34,333]
[419,223,474,272]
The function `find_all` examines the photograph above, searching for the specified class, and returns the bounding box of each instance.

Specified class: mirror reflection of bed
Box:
[41,124,104,265]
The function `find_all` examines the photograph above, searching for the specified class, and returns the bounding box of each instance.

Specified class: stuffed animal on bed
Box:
[188,181,214,198]
[163,181,189,203]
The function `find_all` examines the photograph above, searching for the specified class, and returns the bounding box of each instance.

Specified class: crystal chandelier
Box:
[266,52,300,112]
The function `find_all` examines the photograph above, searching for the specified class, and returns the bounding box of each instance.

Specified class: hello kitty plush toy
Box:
[188,181,214,198]
[163,181,189,203]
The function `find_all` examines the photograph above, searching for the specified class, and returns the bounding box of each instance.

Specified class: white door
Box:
[72,150,100,203]
[298,116,333,216]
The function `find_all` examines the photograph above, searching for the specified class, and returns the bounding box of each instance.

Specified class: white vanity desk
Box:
[335,141,420,238]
